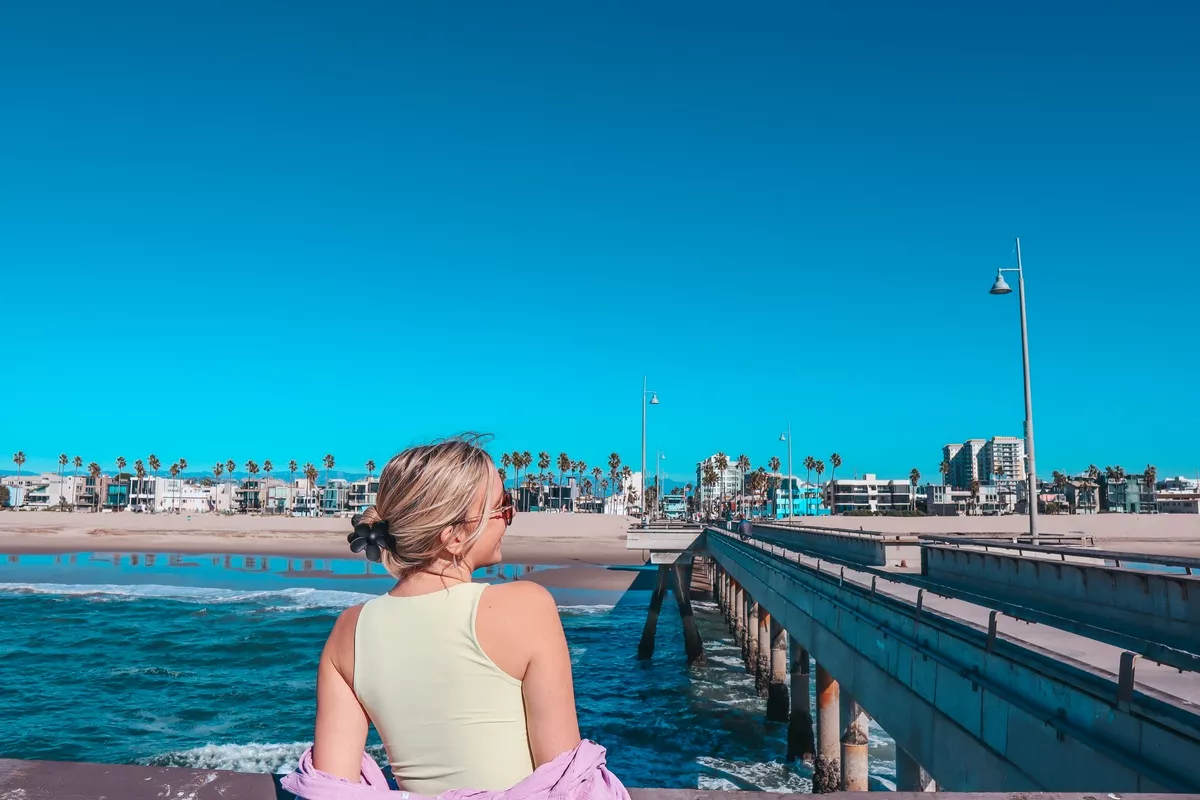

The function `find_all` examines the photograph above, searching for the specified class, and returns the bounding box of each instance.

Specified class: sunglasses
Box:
[457,490,516,528]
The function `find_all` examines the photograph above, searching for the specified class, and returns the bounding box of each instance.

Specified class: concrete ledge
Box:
[3,759,1199,800]
[0,758,276,799]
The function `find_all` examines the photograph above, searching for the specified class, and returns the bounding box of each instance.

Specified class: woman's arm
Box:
[312,605,369,780]
[519,586,581,766]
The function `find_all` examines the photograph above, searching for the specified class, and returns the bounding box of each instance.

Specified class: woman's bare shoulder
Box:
[480,582,560,625]
[324,603,366,667]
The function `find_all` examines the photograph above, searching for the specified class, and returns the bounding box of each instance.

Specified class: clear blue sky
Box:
[3,0,1197,482]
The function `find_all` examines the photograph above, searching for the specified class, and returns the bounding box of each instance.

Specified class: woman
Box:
[311,436,581,793]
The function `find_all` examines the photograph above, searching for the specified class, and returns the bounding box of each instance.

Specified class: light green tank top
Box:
[353,583,535,794]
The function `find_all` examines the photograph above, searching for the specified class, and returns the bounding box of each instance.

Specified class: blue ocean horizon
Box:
[0,552,898,791]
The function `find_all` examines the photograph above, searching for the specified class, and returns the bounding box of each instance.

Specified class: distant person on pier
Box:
[737,515,752,541]
[306,435,582,794]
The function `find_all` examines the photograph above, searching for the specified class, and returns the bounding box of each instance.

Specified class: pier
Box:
[632,521,1200,793]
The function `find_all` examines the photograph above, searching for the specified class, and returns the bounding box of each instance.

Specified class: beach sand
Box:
[0,510,646,586]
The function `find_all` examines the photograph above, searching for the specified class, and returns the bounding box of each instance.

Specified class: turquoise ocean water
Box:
[0,552,896,791]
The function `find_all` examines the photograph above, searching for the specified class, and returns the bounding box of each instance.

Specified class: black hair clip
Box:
[347,513,393,563]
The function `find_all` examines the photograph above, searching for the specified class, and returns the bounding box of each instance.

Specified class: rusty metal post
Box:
[766,617,789,721]
[841,699,869,791]
[636,565,670,660]
[813,663,841,793]
[896,746,936,791]
[786,639,815,762]
[756,606,772,697]
[745,600,759,671]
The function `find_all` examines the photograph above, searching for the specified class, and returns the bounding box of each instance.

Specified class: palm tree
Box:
[168,462,180,512]
[366,459,376,479]
[576,460,587,496]
[714,452,729,512]
[814,460,825,512]
[498,467,507,486]
[909,468,921,511]
[72,456,83,510]
[803,456,816,515]
[500,453,512,487]
[830,453,843,487]
[940,458,952,487]
[557,453,570,509]
[88,462,102,511]
[702,463,719,515]
[1144,464,1157,509]
[323,454,335,490]
[968,478,981,515]
[538,451,551,477]
[56,453,69,508]
[263,460,274,511]
[736,454,751,515]
[288,459,298,485]
[134,460,146,510]
[12,452,25,504]
[114,457,128,510]
[177,458,188,512]
[214,462,224,495]
[591,467,603,510]
[1087,464,1101,480]
[303,462,318,515]
[246,460,260,512]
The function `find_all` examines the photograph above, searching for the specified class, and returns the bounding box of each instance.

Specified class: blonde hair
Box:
[358,434,498,578]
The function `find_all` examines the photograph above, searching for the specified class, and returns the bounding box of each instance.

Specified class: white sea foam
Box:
[696,756,812,793]
[146,741,387,774]
[0,582,374,609]
[554,604,614,615]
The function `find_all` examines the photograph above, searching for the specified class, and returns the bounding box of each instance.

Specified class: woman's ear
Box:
[441,524,468,556]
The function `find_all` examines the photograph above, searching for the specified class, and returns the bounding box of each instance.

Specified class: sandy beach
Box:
[0,510,644,577]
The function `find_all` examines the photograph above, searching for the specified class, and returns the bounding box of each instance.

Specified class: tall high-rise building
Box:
[941,436,1025,490]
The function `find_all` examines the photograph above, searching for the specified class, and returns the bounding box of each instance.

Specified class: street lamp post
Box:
[656,452,666,518]
[989,237,1039,542]
[641,376,659,517]
[779,423,793,521]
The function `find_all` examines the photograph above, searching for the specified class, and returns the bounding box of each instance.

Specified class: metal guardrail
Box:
[919,535,1200,574]
[710,526,1200,675]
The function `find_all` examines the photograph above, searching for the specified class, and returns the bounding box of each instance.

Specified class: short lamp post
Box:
[990,237,1039,543]
[779,424,793,521]
[641,376,659,517]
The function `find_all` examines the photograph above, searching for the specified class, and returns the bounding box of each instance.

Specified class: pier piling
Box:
[745,600,759,671]
[766,618,789,721]
[786,639,815,761]
[756,607,771,697]
[731,581,744,645]
[813,663,841,793]
[840,699,870,791]
[896,747,936,792]
[670,563,706,666]
[637,565,670,660]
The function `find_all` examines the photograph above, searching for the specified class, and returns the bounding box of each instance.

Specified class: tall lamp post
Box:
[641,376,659,517]
[779,423,793,521]
[989,237,1038,542]
[656,452,666,519]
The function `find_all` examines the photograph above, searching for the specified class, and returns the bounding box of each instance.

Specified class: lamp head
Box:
[989,272,1013,295]
[648,393,659,405]
[779,433,787,442]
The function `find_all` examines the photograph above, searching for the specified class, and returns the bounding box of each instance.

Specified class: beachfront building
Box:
[7,473,86,510]
[348,477,379,514]
[602,471,640,515]
[1062,479,1101,514]
[766,476,827,518]
[321,478,349,516]
[1157,491,1200,514]
[292,487,320,516]
[237,479,264,512]
[694,455,745,512]
[926,483,1002,516]
[825,475,914,515]
[1100,474,1156,513]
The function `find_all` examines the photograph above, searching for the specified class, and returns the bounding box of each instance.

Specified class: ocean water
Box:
[0,552,896,791]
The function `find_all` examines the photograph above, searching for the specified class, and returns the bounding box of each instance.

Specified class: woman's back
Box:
[354,583,534,795]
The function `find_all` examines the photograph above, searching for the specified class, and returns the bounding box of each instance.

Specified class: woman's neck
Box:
[389,561,474,596]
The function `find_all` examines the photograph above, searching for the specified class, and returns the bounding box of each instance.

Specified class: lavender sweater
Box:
[280,740,631,800]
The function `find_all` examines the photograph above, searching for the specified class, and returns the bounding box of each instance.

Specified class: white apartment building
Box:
[926,483,1002,516]
[825,475,914,514]
[943,436,1025,490]
[348,477,380,514]
[695,455,745,509]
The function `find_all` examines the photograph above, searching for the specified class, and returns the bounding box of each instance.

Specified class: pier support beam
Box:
[745,600,759,672]
[896,747,936,792]
[671,563,706,666]
[813,664,841,793]
[731,581,743,642]
[756,607,771,697]
[840,700,870,792]
[637,565,670,660]
[766,618,789,721]
[786,639,815,762]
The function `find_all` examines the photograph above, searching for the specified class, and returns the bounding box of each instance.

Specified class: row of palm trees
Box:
[699,451,852,516]
[498,451,636,511]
